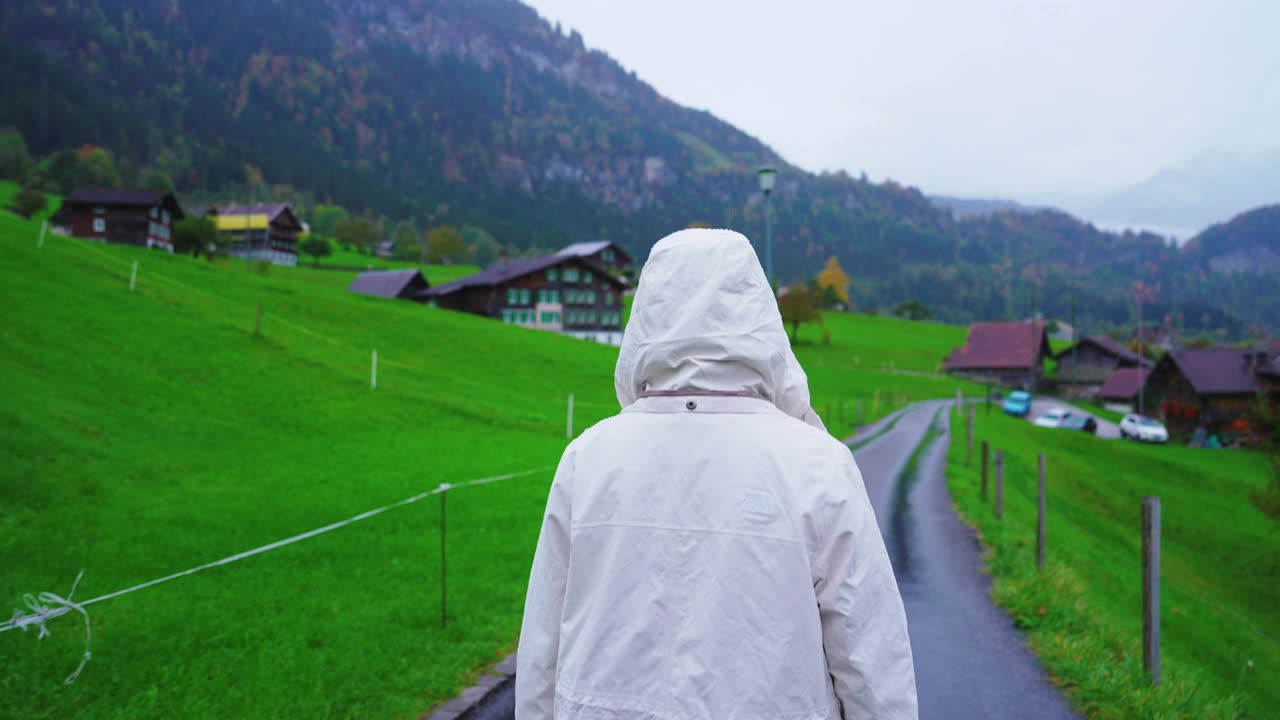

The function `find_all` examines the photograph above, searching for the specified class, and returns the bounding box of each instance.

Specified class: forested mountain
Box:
[1,0,1276,337]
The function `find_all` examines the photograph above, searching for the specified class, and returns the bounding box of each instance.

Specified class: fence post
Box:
[994,450,1004,519]
[130,260,138,292]
[981,441,990,500]
[1037,453,1046,570]
[566,393,575,439]
[38,220,47,247]
[440,488,448,628]
[956,388,962,413]
[371,350,378,389]
[1143,496,1161,686]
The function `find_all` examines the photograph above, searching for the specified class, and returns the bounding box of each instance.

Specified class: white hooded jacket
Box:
[516,229,917,720]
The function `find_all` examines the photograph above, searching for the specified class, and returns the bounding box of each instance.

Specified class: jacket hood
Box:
[615,229,825,430]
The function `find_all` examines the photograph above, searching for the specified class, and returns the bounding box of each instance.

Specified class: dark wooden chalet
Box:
[422,254,626,345]
[943,321,1052,390]
[1146,347,1279,434]
[348,269,431,301]
[214,203,302,266]
[53,187,184,251]
[556,240,633,278]
[1053,335,1153,397]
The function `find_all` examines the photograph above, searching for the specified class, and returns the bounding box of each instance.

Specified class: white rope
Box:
[0,466,549,682]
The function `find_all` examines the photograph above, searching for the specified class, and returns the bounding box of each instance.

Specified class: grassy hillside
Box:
[945,409,1278,718]
[0,198,976,718]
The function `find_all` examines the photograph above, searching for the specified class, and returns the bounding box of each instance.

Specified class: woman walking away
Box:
[517,228,917,720]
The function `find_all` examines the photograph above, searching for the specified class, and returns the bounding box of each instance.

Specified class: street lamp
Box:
[756,165,777,284]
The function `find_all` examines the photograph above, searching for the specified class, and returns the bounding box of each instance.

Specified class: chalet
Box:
[557,240,633,278]
[1145,347,1279,434]
[52,187,183,251]
[348,269,431,301]
[1095,367,1149,411]
[1053,335,1153,397]
[423,254,626,345]
[213,203,302,266]
[943,321,1052,390]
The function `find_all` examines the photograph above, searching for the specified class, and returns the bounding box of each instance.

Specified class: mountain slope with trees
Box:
[1,0,1275,336]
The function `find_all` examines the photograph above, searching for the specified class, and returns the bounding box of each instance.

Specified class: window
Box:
[603,249,614,262]
[520,288,531,305]
[162,210,170,224]
[584,270,593,283]
[93,206,105,215]
[549,289,560,304]
[149,207,159,220]
[501,309,513,324]
[605,291,615,306]
[546,268,559,282]
[563,267,580,283]
[92,218,106,233]
[506,288,518,304]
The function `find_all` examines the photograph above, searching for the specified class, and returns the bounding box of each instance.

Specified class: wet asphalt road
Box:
[468,401,1077,720]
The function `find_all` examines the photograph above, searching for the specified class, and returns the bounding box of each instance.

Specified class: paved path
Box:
[856,401,1078,719]
[469,401,1077,720]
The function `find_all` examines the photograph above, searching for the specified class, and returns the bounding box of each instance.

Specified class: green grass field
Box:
[0,190,978,719]
[944,408,1278,719]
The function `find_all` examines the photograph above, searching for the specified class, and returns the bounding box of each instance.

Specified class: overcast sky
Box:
[523,0,1280,203]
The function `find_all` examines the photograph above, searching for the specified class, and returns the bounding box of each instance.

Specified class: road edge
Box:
[420,654,516,720]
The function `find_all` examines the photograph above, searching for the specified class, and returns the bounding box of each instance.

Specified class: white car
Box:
[1033,408,1070,428]
[1120,414,1169,443]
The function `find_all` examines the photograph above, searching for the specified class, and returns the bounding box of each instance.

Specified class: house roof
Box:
[556,240,632,264]
[1097,367,1148,400]
[422,254,623,298]
[1054,335,1153,367]
[1159,347,1271,396]
[944,322,1051,371]
[218,203,302,230]
[63,187,185,219]
[348,269,429,298]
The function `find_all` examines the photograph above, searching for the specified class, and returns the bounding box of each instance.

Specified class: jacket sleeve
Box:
[515,448,575,719]
[813,451,918,720]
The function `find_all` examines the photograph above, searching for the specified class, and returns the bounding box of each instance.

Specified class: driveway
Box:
[1026,397,1120,439]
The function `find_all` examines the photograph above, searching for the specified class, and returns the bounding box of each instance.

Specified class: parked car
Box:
[1059,414,1098,434]
[1002,390,1032,417]
[1120,414,1169,443]
[1033,408,1070,428]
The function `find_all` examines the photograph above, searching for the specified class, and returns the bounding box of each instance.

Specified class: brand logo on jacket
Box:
[740,491,776,521]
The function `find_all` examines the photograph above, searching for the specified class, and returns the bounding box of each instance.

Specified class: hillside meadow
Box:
[945,408,1279,719]
[0,197,976,719]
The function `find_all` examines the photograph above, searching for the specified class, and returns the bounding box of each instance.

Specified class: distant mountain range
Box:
[1089,148,1280,241]
[0,0,1276,336]
[929,195,1054,219]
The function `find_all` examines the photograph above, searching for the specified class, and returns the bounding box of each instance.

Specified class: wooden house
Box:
[52,187,183,251]
[213,203,302,266]
[423,254,626,345]
[348,269,431,301]
[556,240,633,278]
[943,321,1052,390]
[1145,347,1279,434]
[1053,335,1152,397]
[1095,367,1149,411]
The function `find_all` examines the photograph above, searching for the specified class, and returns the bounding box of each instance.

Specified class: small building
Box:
[52,187,184,251]
[213,203,302,266]
[556,240,633,278]
[347,269,431,301]
[943,321,1052,390]
[1145,347,1278,435]
[1053,335,1153,398]
[1095,367,1149,412]
[1132,324,1175,353]
[423,254,626,345]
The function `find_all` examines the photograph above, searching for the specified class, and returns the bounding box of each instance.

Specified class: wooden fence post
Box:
[1037,453,1046,570]
[371,350,378,389]
[956,388,962,413]
[981,441,990,500]
[994,450,1004,519]
[566,393,575,439]
[130,260,138,292]
[1143,496,1161,686]
[440,488,448,628]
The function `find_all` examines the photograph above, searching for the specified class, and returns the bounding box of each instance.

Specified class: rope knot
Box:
[3,571,93,684]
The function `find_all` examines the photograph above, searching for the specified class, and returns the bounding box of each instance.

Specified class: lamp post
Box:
[756,165,777,284]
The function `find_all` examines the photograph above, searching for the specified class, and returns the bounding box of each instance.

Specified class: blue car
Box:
[1002,390,1032,417]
